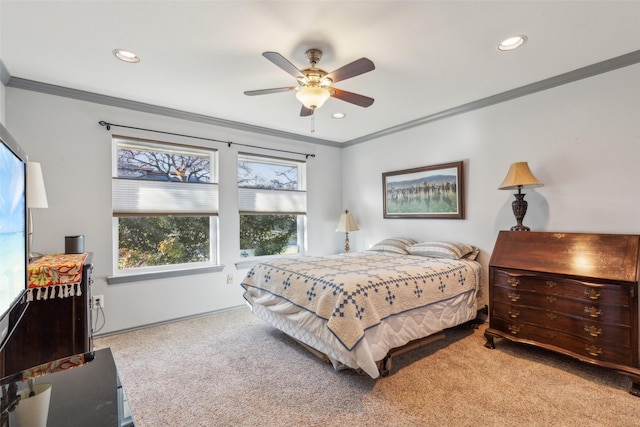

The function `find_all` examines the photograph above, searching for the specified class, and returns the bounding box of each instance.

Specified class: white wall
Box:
[6,88,344,334]
[342,64,640,304]
[6,63,639,332]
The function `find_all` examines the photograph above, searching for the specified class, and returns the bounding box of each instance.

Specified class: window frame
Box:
[110,135,220,281]
[237,152,307,259]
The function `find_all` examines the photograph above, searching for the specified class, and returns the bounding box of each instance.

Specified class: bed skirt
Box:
[245,287,478,378]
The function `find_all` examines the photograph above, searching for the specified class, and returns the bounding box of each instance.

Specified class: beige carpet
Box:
[95,307,640,427]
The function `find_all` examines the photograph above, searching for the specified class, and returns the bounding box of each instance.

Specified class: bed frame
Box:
[290,308,486,376]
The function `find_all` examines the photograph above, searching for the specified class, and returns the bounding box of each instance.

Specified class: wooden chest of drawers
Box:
[485,231,640,395]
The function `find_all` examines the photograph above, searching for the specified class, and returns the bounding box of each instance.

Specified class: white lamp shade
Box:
[27,162,49,208]
[498,162,543,190]
[336,210,359,233]
[296,86,331,110]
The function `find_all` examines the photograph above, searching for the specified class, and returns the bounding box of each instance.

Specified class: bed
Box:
[241,239,482,378]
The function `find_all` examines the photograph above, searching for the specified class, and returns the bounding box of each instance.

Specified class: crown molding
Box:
[344,50,640,146]
[0,59,10,86]
[5,77,343,148]
[6,49,640,147]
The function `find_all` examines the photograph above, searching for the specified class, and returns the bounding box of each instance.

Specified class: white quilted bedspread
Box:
[241,251,481,350]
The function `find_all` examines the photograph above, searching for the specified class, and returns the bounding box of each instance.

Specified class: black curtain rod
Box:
[98,121,316,159]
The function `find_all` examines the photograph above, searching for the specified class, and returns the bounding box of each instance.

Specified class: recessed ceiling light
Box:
[332,113,346,119]
[498,35,527,51]
[113,49,140,63]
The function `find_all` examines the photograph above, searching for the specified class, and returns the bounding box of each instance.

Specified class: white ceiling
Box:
[1,1,639,144]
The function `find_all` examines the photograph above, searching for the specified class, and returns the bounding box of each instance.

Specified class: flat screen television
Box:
[0,123,29,354]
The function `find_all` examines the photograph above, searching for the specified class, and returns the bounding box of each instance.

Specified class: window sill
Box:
[107,264,225,285]
[235,260,259,270]
[235,253,304,270]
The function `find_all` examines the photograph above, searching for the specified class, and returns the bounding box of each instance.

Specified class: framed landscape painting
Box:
[382,161,464,219]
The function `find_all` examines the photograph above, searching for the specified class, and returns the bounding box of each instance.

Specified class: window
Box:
[238,153,306,257]
[112,137,218,274]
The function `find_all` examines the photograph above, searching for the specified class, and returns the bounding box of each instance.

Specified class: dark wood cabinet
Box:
[484,231,640,395]
[5,254,94,374]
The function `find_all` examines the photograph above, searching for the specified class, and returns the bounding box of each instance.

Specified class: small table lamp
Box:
[27,162,49,259]
[498,162,543,231]
[336,210,359,253]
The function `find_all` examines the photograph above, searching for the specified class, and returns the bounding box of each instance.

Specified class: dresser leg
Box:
[484,333,495,349]
[629,382,640,397]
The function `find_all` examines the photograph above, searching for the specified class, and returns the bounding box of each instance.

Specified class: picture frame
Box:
[382,161,464,219]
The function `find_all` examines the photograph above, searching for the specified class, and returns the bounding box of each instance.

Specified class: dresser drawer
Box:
[490,316,634,366]
[491,300,632,347]
[493,269,633,307]
[492,286,632,325]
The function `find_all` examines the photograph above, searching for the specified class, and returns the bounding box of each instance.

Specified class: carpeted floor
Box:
[95,307,640,427]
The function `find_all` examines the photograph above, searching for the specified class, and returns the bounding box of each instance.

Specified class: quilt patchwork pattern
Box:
[241,252,480,350]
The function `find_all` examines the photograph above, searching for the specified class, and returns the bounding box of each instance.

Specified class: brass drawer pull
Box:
[508,292,520,302]
[508,277,520,287]
[508,308,520,318]
[546,296,557,303]
[584,306,602,318]
[547,313,558,321]
[546,280,557,288]
[584,325,602,337]
[584,289,601,300]
[585,345,602,357]
[508,325,520,335]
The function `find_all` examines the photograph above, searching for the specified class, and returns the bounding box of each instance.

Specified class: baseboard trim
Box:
[93,305,247,339]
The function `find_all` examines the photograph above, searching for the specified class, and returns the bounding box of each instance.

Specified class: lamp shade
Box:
[296,86,331,110]
[336,210,359,233]
[498,162,543,190]
[27,162,49,208]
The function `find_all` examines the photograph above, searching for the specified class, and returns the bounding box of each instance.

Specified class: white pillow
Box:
[407,241,478,260]
[368,237,417,255]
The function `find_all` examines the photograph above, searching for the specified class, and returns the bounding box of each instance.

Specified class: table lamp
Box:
[498,162,543,231]
[336,210,359,253]
[27,162,49,260]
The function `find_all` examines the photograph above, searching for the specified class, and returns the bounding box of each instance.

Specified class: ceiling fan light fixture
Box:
[320,77,333,88]
[296,86,331,110]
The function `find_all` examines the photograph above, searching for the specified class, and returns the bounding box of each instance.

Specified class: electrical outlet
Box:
[226,274,233,285]
[91,295,104,309]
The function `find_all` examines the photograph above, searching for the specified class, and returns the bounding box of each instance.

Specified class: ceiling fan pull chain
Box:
[311,114,315,133]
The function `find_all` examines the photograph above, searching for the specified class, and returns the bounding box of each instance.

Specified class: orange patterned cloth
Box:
[22,352,88,381]
[27,253,88,301]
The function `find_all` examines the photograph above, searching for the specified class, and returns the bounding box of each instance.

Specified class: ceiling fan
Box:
[244,49,375,116]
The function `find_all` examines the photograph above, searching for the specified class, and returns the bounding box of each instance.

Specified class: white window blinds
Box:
[113,179,219,216]
[238,188,306,214]
[237,153,306,215]
[112,137,218,216]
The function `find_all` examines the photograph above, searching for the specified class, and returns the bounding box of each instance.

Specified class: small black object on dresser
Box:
[484,231,640,396]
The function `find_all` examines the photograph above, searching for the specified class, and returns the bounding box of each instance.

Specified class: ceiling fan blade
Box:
[327,58,375,83]
[263,52,303,79]
[244,87,296,96]
[300,105,314,117]
[330,88,374,107]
